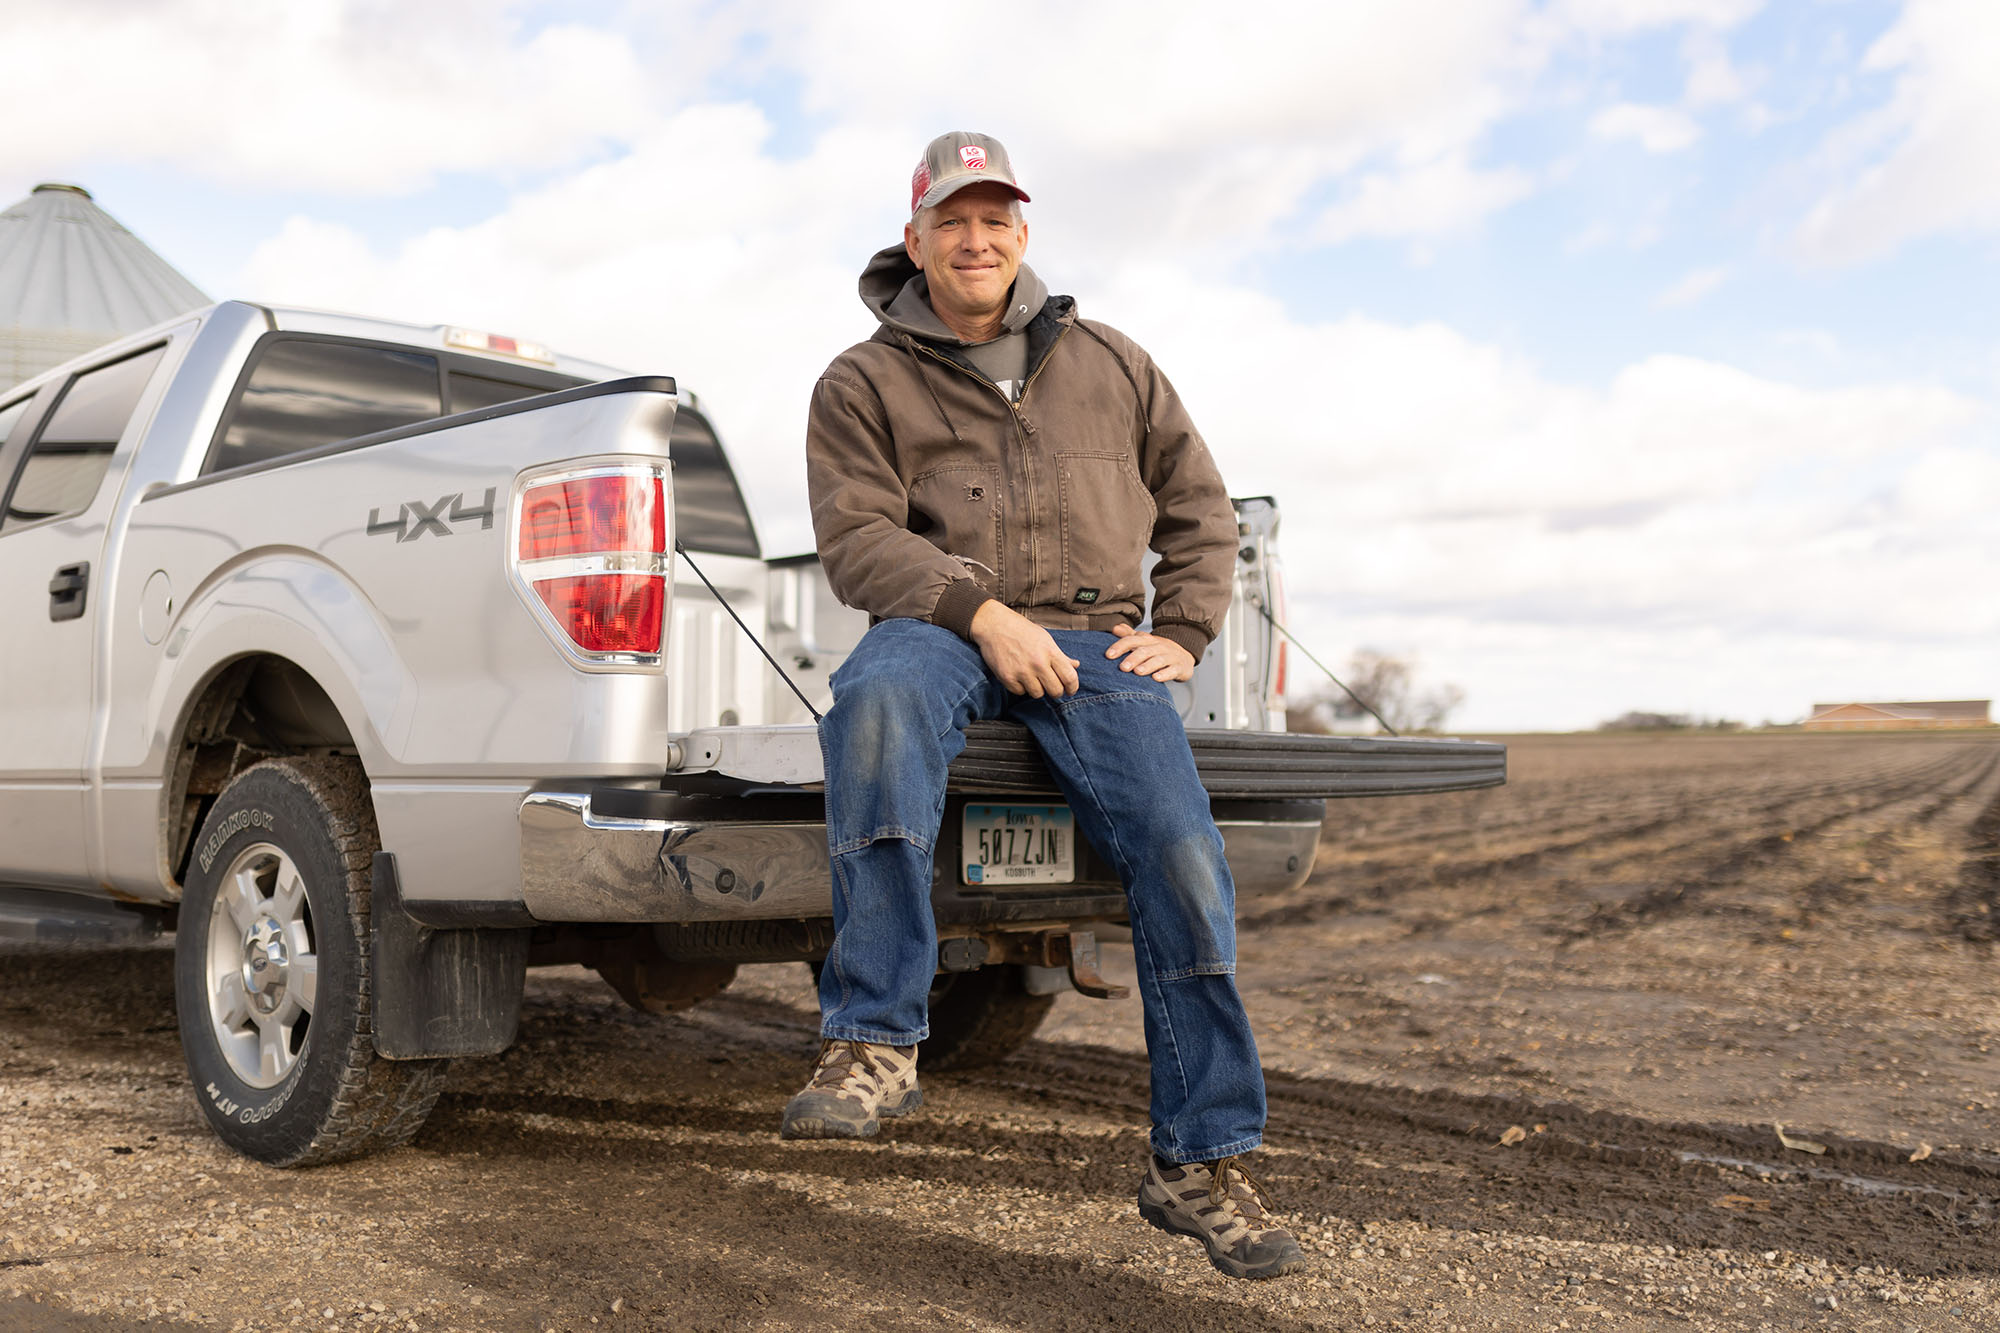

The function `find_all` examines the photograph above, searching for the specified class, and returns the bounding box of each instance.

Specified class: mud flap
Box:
[371,852,528,1059]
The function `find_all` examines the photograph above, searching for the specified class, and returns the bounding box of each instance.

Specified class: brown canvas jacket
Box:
[806,246,1237,660]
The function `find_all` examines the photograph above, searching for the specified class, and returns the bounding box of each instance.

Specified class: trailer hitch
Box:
[1062,930,1129,1000]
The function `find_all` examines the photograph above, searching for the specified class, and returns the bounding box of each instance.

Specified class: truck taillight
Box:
[511,464,671,666]
[518,475,665,560]
[530,574,663,654]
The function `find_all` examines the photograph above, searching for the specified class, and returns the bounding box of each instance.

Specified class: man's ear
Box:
[904,221,924,269]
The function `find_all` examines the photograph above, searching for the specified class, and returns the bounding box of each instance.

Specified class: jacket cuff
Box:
[931,580,995,641]
[1151,620,1211,662]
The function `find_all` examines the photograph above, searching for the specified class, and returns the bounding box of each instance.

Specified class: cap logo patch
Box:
[910,164,932,213]
[959,144,988,170]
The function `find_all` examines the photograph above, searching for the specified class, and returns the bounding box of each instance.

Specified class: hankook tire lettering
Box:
[197,808,274,873]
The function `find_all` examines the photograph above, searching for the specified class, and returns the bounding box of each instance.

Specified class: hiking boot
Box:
[779,1039,921,1140]
[1138,1154,1308,1279]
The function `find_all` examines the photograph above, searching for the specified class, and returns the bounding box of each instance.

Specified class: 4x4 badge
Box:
[367,488,496,542]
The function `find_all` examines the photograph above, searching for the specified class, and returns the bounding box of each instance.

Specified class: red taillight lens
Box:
[531,574,663,654]
[518,475,666,561]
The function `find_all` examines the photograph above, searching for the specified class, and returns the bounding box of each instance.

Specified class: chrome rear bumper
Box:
[519,789,1322,922]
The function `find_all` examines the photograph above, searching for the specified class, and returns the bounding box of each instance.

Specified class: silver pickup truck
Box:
[0,301,1505,1166]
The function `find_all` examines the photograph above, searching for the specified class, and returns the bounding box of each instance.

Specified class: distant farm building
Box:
[1804,700,1992,731]
[0,183,209,390]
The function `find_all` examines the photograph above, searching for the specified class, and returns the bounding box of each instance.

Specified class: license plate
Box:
[961,804,1075,885]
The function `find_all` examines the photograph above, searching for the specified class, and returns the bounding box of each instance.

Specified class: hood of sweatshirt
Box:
[857,242,1050,346]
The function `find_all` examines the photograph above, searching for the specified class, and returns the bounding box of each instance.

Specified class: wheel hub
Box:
[241,916,289,1013]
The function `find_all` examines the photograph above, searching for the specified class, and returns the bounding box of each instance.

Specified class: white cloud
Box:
[1080,263,1990,728]
[1589,102,1703,152]
[743,0,1549,256]
[1656,264,1730,306]
[1896,446,2000,523]
[1795,0,2000,262]
[1553,0,1761,33]
[1315,155,1536,244]
[0,0,660,192]
[1682,28,1756,106]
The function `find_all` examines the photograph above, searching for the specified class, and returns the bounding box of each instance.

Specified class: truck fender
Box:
[155,553,414,774]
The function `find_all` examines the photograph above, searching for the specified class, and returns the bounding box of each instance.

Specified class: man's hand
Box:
[1106,622,1196,682]
[971,601,1082,697]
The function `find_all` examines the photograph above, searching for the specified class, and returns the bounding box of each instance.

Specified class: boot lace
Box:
[808,1039,883,1090]
[1208,1155,1277,1222]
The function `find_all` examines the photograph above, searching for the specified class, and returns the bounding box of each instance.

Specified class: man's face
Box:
[905,182,1028,330]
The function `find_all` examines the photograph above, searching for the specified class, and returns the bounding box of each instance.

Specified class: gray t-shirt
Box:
[960,330,1031,402]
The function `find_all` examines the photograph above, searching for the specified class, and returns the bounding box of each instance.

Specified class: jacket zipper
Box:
[909,324,1072,606]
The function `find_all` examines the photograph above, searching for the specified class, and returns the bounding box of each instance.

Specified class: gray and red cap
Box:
[909,132,1030,216]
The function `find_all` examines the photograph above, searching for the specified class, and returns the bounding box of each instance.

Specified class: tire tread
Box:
[198,756,448,1168]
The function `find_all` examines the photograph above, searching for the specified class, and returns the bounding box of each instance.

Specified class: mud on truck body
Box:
[0,301,1506,1165]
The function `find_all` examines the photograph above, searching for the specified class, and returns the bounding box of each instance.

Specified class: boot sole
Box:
[1138,1194,1309,1280]
[780,1087,922,1140]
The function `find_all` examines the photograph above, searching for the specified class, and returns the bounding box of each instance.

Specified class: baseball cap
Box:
[909,132,1031,216]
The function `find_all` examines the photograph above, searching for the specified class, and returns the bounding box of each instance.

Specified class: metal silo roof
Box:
[0,183,211,390]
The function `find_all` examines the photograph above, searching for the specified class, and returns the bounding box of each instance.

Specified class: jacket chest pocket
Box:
[1054,451,1155,607]
[909,465,1004,592]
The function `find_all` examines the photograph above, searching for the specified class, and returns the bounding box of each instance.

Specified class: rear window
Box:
[208,339,442,475]
[204,336,586,477]
[671,407,759,556]
[2,344,166,533]
[448,369,550,414]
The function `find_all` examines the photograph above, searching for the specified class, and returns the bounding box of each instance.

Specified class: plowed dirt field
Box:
[5,731,1998,1332]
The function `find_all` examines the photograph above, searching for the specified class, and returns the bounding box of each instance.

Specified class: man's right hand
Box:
[969,601,1081,698]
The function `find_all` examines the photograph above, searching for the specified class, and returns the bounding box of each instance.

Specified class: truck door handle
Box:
[48,562,89,622]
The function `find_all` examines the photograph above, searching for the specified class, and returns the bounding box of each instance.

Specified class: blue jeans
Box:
[816,617,1266,1163]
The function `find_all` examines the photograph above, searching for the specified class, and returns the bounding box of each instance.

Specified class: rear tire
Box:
[919,965,1056,1071]
[173,757,447,1166]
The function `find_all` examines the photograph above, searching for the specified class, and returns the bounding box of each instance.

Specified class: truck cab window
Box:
[207,339,442,475]
[2,344,166,533]
[671,407,759,557]
[447,370,579,414]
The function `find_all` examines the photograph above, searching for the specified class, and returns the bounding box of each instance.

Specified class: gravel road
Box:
[4,732,1997,1331]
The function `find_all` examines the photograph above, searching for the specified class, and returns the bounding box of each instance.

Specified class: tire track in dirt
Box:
[436,988,2000,1283]
[405,1097,1335,1333]
[952,1039,2000,1278]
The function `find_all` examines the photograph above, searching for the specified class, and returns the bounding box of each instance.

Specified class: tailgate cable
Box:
[1247,596,1399,737]
[675,542,824,722]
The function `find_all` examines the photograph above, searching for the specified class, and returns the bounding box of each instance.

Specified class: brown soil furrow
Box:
[953,1040,1999,1277]
[1246,743,1996,936]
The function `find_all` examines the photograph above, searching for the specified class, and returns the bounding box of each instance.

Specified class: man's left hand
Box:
[1105,623,1196,682]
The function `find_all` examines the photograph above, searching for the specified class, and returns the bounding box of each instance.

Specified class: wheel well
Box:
[166,656,358,885]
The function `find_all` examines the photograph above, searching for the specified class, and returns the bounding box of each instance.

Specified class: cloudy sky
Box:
[6,0,1995,731]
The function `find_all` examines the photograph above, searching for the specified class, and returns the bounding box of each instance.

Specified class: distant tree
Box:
[1598,711,1745,732]
[1290,649,1465,734]
[1600,711,1693,731]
